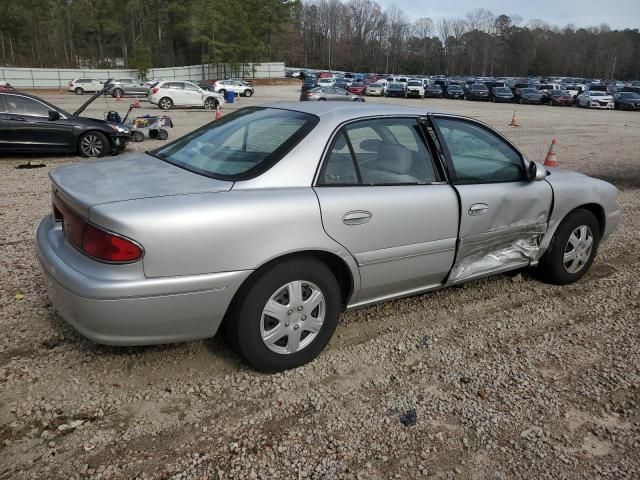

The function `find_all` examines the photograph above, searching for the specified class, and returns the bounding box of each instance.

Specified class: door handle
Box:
[468,203,489,216]
[9,116,26,122]
[342,210,372,225]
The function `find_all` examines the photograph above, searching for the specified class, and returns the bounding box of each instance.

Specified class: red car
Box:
[0,81,16,92]
[346,82,367,95]
[548,90,574,106]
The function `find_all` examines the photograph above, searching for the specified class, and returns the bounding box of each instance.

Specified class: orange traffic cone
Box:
[215,108,223,120]
[509,110,519,127]
[544,139,558,167]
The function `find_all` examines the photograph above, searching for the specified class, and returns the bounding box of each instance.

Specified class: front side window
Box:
[153,107,318,180]
[5,95,50,117]
[320,118,438,186]
[184,82,199,91]
[167,82,183,89]
[434,118,523,183]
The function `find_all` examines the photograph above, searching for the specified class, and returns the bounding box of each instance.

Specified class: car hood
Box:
[50,153,233,216]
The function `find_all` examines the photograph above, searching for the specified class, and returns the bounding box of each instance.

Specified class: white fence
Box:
[0,62,286,88]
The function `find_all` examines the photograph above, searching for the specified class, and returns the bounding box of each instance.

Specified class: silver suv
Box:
[104,78,150,98]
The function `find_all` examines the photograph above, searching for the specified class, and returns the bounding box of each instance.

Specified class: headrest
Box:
[376,144,413,174]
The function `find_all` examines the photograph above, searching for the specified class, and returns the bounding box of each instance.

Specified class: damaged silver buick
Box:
[36,103,620,372]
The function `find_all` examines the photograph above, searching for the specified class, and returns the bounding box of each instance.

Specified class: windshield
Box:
[590,91,606,96]
[620,92,640,99]
[449,85,462,90]
[522,88,538,94]
[495,88,511,93]
[408,81,421,86]
[370,83,381,87]
[152,107,318,180]
[472,84,488,90]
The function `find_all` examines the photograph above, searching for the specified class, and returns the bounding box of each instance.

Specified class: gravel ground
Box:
[1,86,639,479]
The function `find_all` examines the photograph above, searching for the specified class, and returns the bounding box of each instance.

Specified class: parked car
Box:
[612,92,640,110]
[547,90,574,106]
[105,78,150,98]
[490,87,514,103]
[213,79,254,97]
[301,77,318,93]
[518,88,544,104]
[444,84,465,99]
[576,91,614,109]
[148,81,224,111]
[300,86,365,102]
[512,82,536,101]
[563,84,587,102]
[406,80,425,98]
[424,84,443,98]
[0,81,16,92]
[346,82,367,96]
[36,102,620,372]
[466,84,490,101]
[225,78,253,87]
[68,78,104,95]
[0,90,130,157]
[385,82,406,98]
[365,83,385,96]
[317,78,336,87]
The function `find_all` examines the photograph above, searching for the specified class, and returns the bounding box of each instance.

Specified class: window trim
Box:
[430,114,526,185]
[315,115,445,187]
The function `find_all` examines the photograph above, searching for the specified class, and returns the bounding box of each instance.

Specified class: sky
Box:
[378,0,640,30]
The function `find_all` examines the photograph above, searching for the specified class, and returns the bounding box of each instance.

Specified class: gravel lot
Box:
[1,86,639,479]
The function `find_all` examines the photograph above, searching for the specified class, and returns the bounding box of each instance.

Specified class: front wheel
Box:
[537,209,600,285]
[159,97,173,110]
[111,88,124,98]
[226,258,341,372]
[244,89,253,97]
[204,98,217,110]
[78,131,108,158]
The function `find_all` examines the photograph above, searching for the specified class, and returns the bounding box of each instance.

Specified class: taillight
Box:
[53,196,142,263]
[151,87,159,94]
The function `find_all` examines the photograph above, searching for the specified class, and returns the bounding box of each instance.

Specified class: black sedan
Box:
[385,83,407,98]
[613,92,640,110]
[518,88,544,105]
[466,84,490,101]
[424,84,443,98]
[444,84,465,99]
[490,87,514,103]
[0,90,131,157]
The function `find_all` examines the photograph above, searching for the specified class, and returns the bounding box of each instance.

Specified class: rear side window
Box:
[153,107,318,180]
[320,118,439,186]
[5,95,50,117]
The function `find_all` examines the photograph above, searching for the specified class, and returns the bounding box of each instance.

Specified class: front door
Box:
[314,117,459,306]
[3,94,74,152]
[430,115,553,283]
[182,82,204,106]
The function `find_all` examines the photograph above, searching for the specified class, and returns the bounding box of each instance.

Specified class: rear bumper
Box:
[36,215,251,346]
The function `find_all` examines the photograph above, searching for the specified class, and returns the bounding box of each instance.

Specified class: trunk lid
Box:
[50,153,233,216]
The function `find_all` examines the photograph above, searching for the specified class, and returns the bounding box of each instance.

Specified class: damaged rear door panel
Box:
[429,115,553,283]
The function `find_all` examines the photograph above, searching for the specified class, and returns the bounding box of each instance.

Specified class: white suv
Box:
[148,81,225,110]
[68,78,103,95]
[212,80,254,97]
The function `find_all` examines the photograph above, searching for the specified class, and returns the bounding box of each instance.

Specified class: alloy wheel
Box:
[80,134,103,157]
[260,280,326,355]
[563,225,594,274]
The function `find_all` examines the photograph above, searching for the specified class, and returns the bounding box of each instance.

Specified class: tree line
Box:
[1,0,639,80]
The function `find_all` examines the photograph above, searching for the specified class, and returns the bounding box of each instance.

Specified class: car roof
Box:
[262,101,437,122]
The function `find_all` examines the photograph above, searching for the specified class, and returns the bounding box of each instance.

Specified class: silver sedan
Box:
[37,102,620,372]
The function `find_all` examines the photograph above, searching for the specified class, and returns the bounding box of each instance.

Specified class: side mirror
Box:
[48,110,60,121]
[527,160,547,181]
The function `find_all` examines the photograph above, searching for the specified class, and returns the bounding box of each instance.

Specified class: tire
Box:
[319,98,326,101]
[74,87,84,95]
[132,131,145,143]
[537,209,600,285]
[157,129,168,141]
[244,89,253,97]
[112,88,124,98]
[159,97,173,110]
[204,97,217,110]
[226,257,341,372]
[78,131,109,158]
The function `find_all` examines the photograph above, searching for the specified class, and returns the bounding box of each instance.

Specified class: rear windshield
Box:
[152,107,318,181]
[471,84,488,90]
[495,87,511,93]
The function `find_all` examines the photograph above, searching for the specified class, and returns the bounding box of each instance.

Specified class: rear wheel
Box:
[132,131,145,142]
[78,131,108,158]
[226,258,341,372]
[159,97,173,110]
[537,209,600,285]
[112,88,124,98]
[74,87,84,95]
[244,89,253,97]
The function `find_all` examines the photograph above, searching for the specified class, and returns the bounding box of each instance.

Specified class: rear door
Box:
[429,115,553,283]
[0,95,10,148]
[3,94,74,152]
[314,117,459,305]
